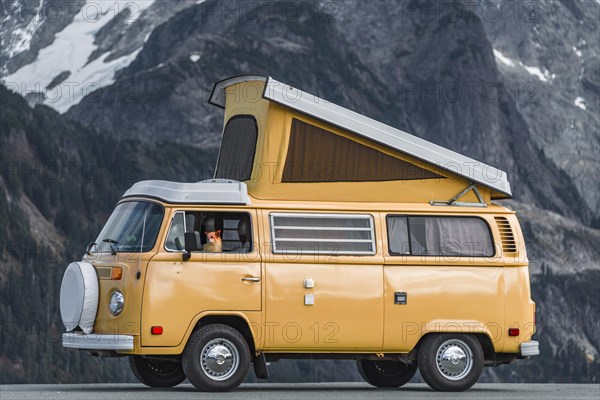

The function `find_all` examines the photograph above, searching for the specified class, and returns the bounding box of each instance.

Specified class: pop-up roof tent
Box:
[208,75,511,206]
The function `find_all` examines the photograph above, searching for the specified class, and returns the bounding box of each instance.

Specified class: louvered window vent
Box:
[495,217,517,254]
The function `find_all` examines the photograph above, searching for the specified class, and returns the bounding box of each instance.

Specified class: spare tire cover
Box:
[60,262,99,334]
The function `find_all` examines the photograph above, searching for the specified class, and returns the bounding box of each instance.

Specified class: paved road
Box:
[1,383,599,400]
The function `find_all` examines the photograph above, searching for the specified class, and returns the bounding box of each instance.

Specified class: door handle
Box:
[241,277,261,283]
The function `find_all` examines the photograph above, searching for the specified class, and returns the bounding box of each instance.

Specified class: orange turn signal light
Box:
[111,267,123,280]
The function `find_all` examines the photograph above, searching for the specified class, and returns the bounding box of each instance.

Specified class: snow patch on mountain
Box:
[522,64,550,82]
[493,49,515,67]
[494,49,552,82]
[6,1,45,58]
[574,97,586,111]
[2,0,155,113]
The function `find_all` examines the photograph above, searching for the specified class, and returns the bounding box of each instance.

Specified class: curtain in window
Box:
[422,217,493,257]
[388,217,410,255]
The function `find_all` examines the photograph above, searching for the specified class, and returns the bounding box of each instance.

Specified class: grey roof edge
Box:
[121,180,251,205]
[209,75,268,108]
[209,75,512,198]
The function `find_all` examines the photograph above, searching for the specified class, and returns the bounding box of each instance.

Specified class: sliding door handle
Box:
[241,277,261,283]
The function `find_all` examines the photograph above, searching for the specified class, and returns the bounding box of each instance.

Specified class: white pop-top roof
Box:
[209,75,512,198]
[122,179,251,204]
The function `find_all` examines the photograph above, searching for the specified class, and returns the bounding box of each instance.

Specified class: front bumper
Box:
[520,340,540,357]
[62,332,134,351]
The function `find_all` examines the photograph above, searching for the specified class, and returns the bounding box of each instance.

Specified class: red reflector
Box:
[508,328,520,337]
[151,326,163,335]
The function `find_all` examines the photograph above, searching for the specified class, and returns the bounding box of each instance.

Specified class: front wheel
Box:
[129,356,186,388]
[182,324,251,392]
[418,334,483,392]
[357,359,417,388]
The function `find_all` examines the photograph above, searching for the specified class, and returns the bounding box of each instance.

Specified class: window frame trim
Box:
[163,210,255,254]
[164,210,187,253]
[213,114,259,182]
[385,214,497,258]
[270,212,377,256]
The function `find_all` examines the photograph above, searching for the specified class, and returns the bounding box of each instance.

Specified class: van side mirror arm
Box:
[183,232,199,262]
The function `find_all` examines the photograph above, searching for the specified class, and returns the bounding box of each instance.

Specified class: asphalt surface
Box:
[1,383,599,400]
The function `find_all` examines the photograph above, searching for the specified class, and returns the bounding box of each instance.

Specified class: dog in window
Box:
[203,230,222,253]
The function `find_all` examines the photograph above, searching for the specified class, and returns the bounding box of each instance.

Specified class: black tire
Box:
[418,334,483,392]
[357,359,418,388]
[129,355,186,388]
[182,324,251,392]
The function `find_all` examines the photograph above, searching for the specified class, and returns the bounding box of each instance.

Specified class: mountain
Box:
[0,0,196,111]
[478,0,600,218]
[1,0,598,384]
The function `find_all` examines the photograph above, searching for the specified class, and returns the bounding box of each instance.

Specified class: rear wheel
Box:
[129,356,186,388]
[182,324,251,392]
[357,359,417,388]
[418,334,483,392]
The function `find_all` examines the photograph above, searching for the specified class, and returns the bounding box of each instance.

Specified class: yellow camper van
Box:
[60,75,538,392]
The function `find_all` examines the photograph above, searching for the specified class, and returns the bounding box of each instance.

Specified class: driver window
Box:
[165,211,252,253]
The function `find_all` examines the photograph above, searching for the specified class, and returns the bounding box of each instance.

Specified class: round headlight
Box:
[109,291,124,315]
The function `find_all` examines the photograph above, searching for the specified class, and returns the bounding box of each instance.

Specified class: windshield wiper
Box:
[102,238,119,255]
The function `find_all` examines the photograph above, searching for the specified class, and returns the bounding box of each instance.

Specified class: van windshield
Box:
[94,201,164,253]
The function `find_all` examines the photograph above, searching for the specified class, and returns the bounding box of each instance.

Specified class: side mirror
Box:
[85,241,96,256]
[183,232,200,262]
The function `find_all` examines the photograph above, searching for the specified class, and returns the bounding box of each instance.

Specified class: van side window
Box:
[214,115,258,182]
[165,212,185,251]
[270,213,376,255]
[387,216,494,257]
[165,211,252,253]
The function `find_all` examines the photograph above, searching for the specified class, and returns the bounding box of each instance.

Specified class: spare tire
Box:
[60,262,99,334]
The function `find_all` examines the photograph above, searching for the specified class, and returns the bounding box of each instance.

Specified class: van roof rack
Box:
[122,180,250,205]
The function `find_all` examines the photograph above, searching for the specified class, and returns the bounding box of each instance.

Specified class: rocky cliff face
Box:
[1,0,598,384]
[478,0,600,217]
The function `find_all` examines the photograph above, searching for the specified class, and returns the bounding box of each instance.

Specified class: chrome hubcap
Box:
[436,339,473,381]
[200,338,239,381]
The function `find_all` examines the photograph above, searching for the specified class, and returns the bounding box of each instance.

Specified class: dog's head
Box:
[205,230,222,243]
